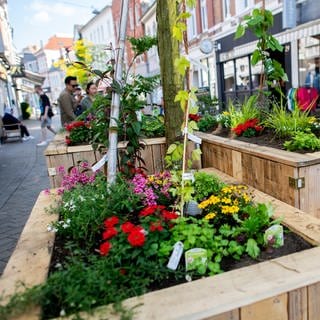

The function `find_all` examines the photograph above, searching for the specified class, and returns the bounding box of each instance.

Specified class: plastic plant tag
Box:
[167,241,184,270]
[185,248,207,274]
[188,132,202,144]
[92,153,108,172]
[182,172,195,182]
[264,224,284,248]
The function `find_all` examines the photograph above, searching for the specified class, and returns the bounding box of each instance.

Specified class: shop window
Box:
[251,61,264,90]
[223,60,235,92]
[298,36,320,90]
[235,57,250,91]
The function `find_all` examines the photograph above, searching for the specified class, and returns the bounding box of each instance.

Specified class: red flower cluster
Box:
[65,121,87,132]
[232,118,263,137]
[189,114,201,122]
[99,206,179,256]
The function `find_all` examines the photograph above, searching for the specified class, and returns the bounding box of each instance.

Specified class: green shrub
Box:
[20,102,31,120]
[141,115,165,137]
[263,104,312,138]
[284,131,320,151]
[197,113,217,132]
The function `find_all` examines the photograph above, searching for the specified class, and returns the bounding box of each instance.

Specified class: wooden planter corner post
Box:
[2,168,320,319]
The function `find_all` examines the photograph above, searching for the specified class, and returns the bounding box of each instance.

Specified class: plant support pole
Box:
[107,0,129,184]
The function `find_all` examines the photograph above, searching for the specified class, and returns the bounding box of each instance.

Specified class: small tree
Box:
[235,8,288,95]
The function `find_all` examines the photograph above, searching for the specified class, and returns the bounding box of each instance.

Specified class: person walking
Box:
[80,81,98,112]
[57,76,78,127]
[34,85,56,146]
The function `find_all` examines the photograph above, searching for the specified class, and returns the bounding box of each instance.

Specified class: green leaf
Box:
[235,24,245,39]
[166,143,177,155]
[246,238,260,258]
[251,50,261,65]
[175,90,189,109]
[191,148,202,161]
[174,57,190,75]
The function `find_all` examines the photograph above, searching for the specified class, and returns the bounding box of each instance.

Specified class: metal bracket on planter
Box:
[289,177,305,189]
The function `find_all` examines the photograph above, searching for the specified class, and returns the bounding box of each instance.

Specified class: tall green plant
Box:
[235,8,287,93]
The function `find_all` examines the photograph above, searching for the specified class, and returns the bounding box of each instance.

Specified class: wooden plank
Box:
[67,145,94,153]
[201,168,320,245]
[204,310,240,320]
[298,164,320,219]
[46,153,74,188]
[140,144,155,174]
[308,282,320,320]
[152,143,165,173]
[61,247,320,320]
[72,151,97,168]
[288,287,308,320]
[241,294,288,320]
[232,150,242,182]
[196,132,320,167]
[0,191,59,318]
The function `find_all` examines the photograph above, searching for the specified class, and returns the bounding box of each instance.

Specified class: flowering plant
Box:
[99,205,179,263]
[199,184,252,224]
[65,120,92,145]
[131,171,173,206]
[232,118,263,137]
[215,111,231,128]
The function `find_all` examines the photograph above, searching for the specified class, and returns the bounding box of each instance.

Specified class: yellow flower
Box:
[223,111,230,115]
[204,212,216,220]
[221,197,231,204]
[242,193,251,203]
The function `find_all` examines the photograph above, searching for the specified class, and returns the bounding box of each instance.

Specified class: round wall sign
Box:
[199,39,214,54]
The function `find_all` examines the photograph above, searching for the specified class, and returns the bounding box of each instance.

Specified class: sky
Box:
[7,0,111,51]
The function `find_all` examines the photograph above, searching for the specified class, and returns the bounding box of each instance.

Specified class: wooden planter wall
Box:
[197,132,320,219]
[44,134,167,188]
[2,168,320,319]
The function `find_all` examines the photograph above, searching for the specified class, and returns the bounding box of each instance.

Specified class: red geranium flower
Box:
[102,227,118,240]
[104,216,119,228]
[162,210,179,220]
[127,227,146,247]
[139,205,166,217]
[189,114,201,122]
[121,221,135,233]
[99,241,112,256]
[150,221,164,232]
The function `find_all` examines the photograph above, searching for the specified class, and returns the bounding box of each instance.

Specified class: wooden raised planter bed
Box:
[44,134,167,188]
[1,168,320,319]
[197,131,320,219]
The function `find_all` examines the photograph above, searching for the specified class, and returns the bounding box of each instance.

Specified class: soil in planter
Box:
[211,129,302,153]
[49,227,313,285]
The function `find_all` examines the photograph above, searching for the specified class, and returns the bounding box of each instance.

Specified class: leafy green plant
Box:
[235,8,287,92]
[20,102,31,120]
[193,171,225,202]
[284,131,320,151]
[141,114,165,138]
[263,104,312,138]
[228,95,261,129]
[197,113,217,132]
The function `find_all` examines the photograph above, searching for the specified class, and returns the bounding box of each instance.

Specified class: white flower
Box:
[60,309,66,317]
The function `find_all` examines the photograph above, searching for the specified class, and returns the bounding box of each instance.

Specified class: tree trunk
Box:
[156,0,184,145]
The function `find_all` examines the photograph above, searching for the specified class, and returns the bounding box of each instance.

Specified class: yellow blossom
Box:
[204,212,216,220]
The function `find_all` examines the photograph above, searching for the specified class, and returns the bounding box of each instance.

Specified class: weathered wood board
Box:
[197,132,320,218]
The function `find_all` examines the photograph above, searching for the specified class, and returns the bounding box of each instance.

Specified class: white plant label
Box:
[167,241,184,270]
[188,133,202,144]
[92,153,108,172]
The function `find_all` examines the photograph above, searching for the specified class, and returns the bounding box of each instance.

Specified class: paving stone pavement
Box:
[0,116,61,275]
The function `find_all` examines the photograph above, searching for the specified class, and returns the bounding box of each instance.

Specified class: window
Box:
[298,37,320,88]
[223,0,231,19]
[236,0,253,14]
[223,60,235,92]
[200,0,208,31]
[187,7,197,39]
[235,57,250,91]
